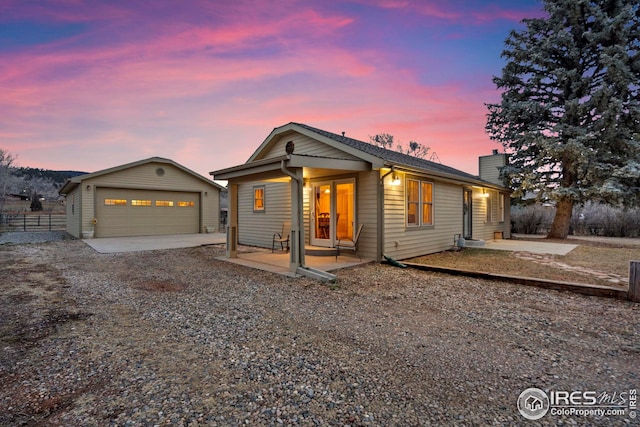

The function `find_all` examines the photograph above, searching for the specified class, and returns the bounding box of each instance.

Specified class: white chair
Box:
[272,221,291,252]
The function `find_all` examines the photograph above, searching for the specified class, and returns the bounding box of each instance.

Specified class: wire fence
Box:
[0,213,66,232]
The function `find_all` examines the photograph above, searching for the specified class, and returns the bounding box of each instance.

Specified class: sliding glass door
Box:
[310,179,355,247]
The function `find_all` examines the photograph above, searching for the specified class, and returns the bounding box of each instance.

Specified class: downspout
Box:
[280,160,336,281]
[280,160,306,268]
[378,165,395,263]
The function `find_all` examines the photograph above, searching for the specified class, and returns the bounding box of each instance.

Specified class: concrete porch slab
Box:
[483,239,577,255]
[216,250,372,278]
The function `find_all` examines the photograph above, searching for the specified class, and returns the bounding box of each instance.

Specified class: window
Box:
[105,199,127,206]
[155,200,174,207]
[407,179,419,226]
[177,201,194,207]
[406,178,434,227]
[253,186,265,212]
[131,199,151,207]
[421,182,433,225]
[486,190,505,223]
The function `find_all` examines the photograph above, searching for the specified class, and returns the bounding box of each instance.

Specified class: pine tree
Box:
[486,0,640,238]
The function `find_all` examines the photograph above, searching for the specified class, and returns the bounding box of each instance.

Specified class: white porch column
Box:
[226,183,238,258]
[289,168,305,272]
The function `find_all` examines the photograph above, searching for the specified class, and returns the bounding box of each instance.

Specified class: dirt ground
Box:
[1,238,639,426]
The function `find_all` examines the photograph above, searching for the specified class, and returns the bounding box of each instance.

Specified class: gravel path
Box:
[1,237,638,426]
[0,230,71,245]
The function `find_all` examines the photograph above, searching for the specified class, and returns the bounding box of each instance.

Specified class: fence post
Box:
[23,214,26,231]
[630,261,640,303]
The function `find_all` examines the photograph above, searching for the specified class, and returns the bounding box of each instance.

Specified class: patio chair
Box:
[272,221,291,252]
[335,224,364,261]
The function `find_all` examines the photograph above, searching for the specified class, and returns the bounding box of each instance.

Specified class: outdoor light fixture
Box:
[391,175,401,186]
[481,189,490,198]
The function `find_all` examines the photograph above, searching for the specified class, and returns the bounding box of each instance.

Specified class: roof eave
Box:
[387,162,512,192]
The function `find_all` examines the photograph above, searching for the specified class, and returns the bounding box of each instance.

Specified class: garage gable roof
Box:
[59,157,225,195]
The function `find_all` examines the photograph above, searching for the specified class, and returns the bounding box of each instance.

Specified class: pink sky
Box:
[0,0,544,177]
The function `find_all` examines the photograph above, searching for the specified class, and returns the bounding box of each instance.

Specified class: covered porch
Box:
[211,152,373,282]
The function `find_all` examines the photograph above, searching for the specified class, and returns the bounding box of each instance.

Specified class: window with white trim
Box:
[253,186,265,212]
[406,178,433,227]
[486,190,505,223]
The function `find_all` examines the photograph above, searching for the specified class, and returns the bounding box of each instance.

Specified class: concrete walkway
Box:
[484,238,577,255]
[83,233,226,254]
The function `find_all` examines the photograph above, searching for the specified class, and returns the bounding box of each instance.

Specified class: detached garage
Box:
[59,157,225,239]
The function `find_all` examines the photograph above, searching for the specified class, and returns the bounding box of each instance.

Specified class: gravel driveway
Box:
[1,235,638,426]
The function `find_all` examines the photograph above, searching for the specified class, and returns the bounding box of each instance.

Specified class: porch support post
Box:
[288,168,305,272]
[377,170,384,263]
[226,183,238,258]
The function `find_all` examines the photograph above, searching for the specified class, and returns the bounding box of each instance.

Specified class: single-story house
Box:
[211,122,511,279]
[59,157,225,238]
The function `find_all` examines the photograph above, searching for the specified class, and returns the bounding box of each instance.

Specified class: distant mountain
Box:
[7,168,87,201]
[13,168,87,185]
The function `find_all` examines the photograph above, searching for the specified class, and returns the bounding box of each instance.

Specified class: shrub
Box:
[513,202,640,237]
[510,205,554,234]
[573,203,640,237]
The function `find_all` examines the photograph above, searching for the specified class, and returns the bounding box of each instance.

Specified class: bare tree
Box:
[369,134,430,159]
[0,149,17,214]
[369,133,395,150]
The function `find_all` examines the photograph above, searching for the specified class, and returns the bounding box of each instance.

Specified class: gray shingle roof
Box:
[293,122,483,182]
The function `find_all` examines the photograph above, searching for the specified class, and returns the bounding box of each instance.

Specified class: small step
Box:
[305,246,337,256]
[464,239,485,248]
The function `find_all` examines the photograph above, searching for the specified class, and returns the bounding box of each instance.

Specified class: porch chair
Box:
[335,224,364,261]
[272,221,291,252]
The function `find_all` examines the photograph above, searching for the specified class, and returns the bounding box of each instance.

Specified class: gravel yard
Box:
[1,235,639,426]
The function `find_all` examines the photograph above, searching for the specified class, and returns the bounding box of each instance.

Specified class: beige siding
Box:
[238,180,291,248]
[260,134,361,161]
[85,162,214,191]
[472,188,511,241]
[383,171,464,260]
[355,171,378,260]
[81,183,96,237]
[479,153,507,187]
[65,187,82,238]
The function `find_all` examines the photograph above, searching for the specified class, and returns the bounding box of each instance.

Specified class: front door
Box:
[310,179,355,247]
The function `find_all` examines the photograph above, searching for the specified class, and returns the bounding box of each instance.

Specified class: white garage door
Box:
[95,188,200,237]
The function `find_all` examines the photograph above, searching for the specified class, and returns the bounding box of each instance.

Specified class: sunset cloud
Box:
[0,0,542,176]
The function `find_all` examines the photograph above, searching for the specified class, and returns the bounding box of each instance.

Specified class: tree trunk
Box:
[547,198,573,239]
